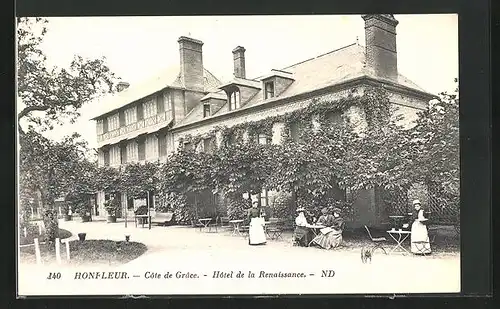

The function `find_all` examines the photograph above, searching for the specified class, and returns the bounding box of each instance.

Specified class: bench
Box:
[134,210,175,228]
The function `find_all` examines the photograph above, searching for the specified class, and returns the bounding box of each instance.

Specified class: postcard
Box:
[16,14,460,296]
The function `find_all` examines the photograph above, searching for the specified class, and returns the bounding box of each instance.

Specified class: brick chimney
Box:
[232,46,246,79]
[362,14,399,81]
[178,36,204,91]
[116,81,130,92]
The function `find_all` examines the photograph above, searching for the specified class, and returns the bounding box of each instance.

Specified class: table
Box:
[305,224,326,246]
[229,219,244,236]
[387,229,411,254]
[198,218,212,230]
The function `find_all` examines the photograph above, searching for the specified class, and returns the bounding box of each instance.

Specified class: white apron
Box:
[249,217,266,245]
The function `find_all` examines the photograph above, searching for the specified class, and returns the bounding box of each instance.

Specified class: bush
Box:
[168,193,196,224]
[226,195,250,220]
[270,191,294,220]
[104,197,120,217]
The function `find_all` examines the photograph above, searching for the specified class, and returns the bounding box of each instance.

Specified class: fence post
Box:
[23,227,27,238]
[38,223,42,235]
[34,238,42,265]
[55,238,61,264]
[62,239,70,260]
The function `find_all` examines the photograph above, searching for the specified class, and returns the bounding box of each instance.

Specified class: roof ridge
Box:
[282,43,359,70]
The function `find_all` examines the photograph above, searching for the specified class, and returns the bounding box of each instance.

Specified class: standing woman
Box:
[410,200,432,255]
[247,201,266,245]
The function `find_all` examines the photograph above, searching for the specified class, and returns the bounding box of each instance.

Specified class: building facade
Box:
[91,15,434,225]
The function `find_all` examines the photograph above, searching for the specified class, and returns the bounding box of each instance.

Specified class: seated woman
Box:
[293,208,313,246]
[310,207,344,249]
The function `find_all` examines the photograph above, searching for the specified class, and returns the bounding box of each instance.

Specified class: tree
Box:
[17,18,119,132]
[17,17,120,240]
[19,131,90,241]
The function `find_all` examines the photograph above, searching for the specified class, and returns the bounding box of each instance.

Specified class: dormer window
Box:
[264,81,275,99]
[203,103,211,118]
[229,88,241,110]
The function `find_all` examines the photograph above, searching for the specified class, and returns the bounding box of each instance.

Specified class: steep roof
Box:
[174,43,430,128]
[90,67,222,120]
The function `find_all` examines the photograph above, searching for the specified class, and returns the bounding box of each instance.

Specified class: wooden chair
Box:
[240,225,250,239]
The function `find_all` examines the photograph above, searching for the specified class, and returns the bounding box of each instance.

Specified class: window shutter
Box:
[137,104,144,120]
[103,118,109,133]
[157,94,165,113]
[119,111,126,127]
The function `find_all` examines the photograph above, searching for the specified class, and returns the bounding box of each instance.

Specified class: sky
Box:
[19,14,458,149]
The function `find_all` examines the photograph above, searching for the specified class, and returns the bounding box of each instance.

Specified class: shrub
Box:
[104,197,120,217]
[226,195,250,220]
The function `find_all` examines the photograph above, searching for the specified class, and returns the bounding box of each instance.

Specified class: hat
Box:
[412,199,421,205]
[321,207,329,214]
[296,207,305,212]
[332,208,341,214]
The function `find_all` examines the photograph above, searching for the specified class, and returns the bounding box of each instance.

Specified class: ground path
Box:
[18,219,460,295]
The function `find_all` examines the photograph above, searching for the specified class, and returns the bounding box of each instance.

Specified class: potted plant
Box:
[76,201,92,223]
[104,196,120,223]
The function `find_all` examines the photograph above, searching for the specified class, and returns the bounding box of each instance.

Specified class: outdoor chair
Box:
[265,218,284,240]
[208,216,220,233]
[220,217,231,229]
[364,225,387,254]
[240,225,250,239]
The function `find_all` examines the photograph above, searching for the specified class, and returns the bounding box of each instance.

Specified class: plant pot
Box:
[107,215,117,223]
[81,216,90,223]
[64,214,72,221]
[125,235,130,242]
[78,233,86,241]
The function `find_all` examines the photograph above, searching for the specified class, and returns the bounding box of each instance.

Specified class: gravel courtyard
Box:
[18,219,460,296]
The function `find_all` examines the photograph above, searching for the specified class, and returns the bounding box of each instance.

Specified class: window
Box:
[257,133,271,145]
[203,104,211,118]
[229,89,240,110]
[260,189,269,207]
[96,119,104,135]
[264,81,275,99]
[124,106,137,125]
[143,99,157,119]
[164,92,172,122]
[203,138,214,153]
[158,134,168,157]
[110,146,121,166]
[107,114,120,131]
[138,139,146,161]
[120,145,127,164]
[145,135,158,160]
[326,111,343,125]
[103,150,110,167]
[127,142,138,162]
[289,121,300,142]
[119,110,126,127]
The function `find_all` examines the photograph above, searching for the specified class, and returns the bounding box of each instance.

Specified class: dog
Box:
[360,246,373,263]
[361,245,387,263]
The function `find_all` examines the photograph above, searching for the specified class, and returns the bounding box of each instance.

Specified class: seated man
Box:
[293,208,313,247]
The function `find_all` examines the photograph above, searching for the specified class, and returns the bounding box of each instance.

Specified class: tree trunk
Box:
[40,169,59,243]
[40,188,58,243]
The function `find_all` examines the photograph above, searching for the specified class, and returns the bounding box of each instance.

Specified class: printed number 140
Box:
[47,272,61,280]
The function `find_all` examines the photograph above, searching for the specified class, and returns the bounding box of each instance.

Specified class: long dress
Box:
[248,208,266,245]
[293,215,312,246]
[410,209,432,254]
[311,215,344,249]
